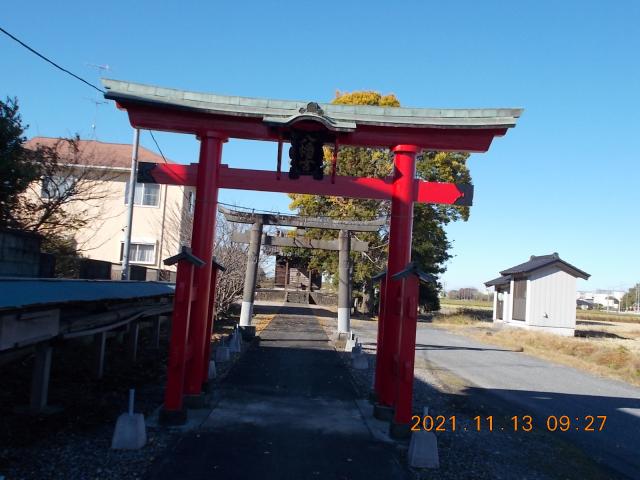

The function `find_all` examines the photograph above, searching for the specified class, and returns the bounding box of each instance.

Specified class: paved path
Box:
[148,305,410,480]
[353,322,640,479]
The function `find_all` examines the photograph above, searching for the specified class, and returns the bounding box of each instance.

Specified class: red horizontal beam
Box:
[122,102,506,152]
[139,162,473,206]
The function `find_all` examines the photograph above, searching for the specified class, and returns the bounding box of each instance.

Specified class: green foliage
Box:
[0,97,40,228]
[622,284,640,311]
[288,90,473,311]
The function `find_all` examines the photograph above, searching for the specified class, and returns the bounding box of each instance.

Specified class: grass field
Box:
[440,300,640,323]
[431,310,640,387]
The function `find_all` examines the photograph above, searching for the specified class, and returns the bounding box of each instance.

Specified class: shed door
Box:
[496,292,504,320]
[512,280,527,321]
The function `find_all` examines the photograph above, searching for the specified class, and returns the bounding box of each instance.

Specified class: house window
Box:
[120,242,156,264]
[41,175,76,199]
[124,182,160,207]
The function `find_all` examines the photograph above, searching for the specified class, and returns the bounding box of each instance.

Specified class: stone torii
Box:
[220,205,384,334]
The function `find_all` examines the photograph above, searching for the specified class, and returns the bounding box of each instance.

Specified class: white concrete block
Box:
[111,413,147,450]
[344,338,356,352]
[208,360,217,379]
[229,333,241,353]
[352,353,368,370]
[215,346,230,362]
[408,431,439,469]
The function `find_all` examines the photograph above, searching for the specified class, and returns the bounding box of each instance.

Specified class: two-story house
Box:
[25,137,194,273]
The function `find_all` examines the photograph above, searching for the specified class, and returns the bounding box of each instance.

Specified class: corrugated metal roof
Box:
[0,279,175,311]
[102,79,523,130]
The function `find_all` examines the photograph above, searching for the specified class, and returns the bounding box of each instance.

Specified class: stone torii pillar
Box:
[239,219,263,330]
[338,229,351,333]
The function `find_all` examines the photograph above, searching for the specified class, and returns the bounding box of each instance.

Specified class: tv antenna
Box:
[85,63,110,138]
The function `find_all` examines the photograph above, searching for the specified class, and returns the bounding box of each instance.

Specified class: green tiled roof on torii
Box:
[103,79,522,131]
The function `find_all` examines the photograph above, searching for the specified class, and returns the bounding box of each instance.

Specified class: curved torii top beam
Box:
[102,79,522,152]
[219,206,385,232]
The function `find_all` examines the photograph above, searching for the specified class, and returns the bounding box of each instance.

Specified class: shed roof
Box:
[498,253,590,280]
[0,278,175,311]
[484,275,511,287]
[25,137,173,169]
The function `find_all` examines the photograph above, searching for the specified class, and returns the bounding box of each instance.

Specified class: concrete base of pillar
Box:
[389,420,412,439]
[239,301,253,327]
[337,307,350,333]
[408,431,440,469]
[373,403,394,421]
[159,407,187,426]
[183,393,208,409]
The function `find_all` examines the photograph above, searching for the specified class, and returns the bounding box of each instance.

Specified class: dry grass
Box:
[253,313,276,335]
[576,309,640,324]
[432,314,640,387]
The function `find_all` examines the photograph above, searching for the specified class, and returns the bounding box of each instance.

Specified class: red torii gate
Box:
[103,79,521,433]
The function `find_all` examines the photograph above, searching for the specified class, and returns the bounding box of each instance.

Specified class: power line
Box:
[0,26,174,167]
[148,131,168,164]
[0,26,104,94]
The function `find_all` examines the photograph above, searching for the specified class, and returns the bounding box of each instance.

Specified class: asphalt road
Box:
[148,305,410,480]
[354,322,640,479]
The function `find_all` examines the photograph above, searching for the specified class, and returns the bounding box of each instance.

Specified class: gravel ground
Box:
[320,316,621,480]
[0,313,253,480]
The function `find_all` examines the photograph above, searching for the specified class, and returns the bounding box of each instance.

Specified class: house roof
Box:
[499,253,589,279]
[24,137,174,169]
[485,253,590,287]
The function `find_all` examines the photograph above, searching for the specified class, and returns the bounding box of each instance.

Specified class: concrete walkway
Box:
[353,321,640,479]
[148,304,410,480]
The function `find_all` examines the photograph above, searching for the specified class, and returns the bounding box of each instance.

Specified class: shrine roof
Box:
[102,79,522,130]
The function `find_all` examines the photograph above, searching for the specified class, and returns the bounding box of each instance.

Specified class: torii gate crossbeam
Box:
[103,79,521,435]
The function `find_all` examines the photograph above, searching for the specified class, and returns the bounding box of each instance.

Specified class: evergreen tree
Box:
[288,91,471,313]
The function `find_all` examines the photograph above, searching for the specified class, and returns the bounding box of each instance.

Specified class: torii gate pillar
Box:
[183,133,225,397]
[338,229,351,333]
[375,145,419,408]
[239,220,264,328]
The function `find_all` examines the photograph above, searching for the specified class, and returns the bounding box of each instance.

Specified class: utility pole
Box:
[121,128,140,280]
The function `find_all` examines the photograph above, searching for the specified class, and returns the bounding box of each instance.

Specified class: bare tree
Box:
[17,137,120,247]
[213,215,248,318]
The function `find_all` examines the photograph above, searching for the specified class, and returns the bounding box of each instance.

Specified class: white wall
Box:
[527,266,577,330]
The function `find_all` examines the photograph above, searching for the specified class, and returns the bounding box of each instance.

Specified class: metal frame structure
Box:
[103,79,521,431]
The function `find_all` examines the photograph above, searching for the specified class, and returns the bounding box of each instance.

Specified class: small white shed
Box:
[484,253,590,336]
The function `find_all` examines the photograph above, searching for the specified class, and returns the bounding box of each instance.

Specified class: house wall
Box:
[492,290,498,321]
[526,265,577,334]
[29,169,193,272]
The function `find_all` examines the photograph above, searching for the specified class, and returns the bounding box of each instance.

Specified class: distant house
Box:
[484,253,590,336]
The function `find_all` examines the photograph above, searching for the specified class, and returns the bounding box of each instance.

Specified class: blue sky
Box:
[2,1,639,292]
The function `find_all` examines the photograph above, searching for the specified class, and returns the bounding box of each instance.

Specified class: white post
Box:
[122,128,140,280]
